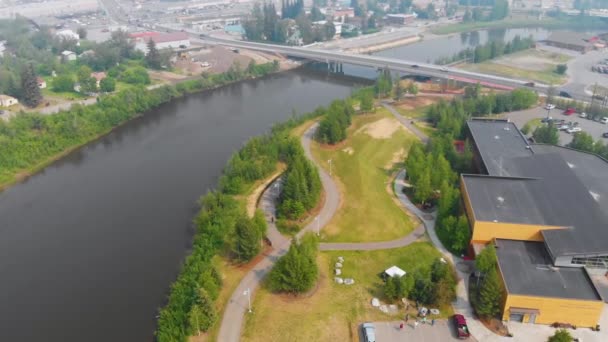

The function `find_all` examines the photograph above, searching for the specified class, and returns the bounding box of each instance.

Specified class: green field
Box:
[311,109,418,242]
[431,17,588,35]
[460,62,567,85]
[242,243,450,342]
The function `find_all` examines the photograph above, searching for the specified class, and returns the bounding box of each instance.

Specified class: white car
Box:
[567,127,582,133]
[579,112,587,118]
[601,117,608,124]
[545,104,556,110]
[440,67,448,72]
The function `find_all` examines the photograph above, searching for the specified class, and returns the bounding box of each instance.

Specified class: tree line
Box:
[461,0,510,23]
[243,2,336,45]
[267,233,319,293]
[435,35,535,65]
[471,245,505,319]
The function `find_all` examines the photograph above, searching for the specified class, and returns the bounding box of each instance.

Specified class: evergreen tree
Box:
[99,77,116,92]
[476,268,503,318]
[232,216,261,262]
[532,123,559,145]
[20,63,42,107]
[267,234,319,293]
[145,39,162,69]
[413,171,432,205]
[384,276,399,301]
[187,289,217,335]
[548,329,573,342]
[394,78,404,100]
[360,91,374,111]
[476,244,497,274]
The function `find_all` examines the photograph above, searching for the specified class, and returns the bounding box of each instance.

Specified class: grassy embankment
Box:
[242,243,450,342]
[311,109,418,242]
[459,49,572,85]
[430,16,602,35]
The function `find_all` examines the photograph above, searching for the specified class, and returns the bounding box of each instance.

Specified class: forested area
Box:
[435,35,535,65]
[460,0,510,22]
[316,99,355,144]
[406,87,538,254]
[0,61,279,188]
[470,245,505,319]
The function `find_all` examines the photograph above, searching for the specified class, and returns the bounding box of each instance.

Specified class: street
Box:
[362,320,475,342]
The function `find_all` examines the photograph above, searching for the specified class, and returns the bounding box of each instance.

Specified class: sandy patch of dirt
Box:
[342,147,354,155]
[385,147,405,169]
[396,96,440,111]
[359,117,404,139]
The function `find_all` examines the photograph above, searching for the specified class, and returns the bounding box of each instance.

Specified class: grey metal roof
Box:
[466,119,533,176]
[546,31,593,48]
[465,121,608,257]
[495,239,603,301]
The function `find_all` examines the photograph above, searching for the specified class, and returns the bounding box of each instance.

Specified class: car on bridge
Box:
[441,67,449,72]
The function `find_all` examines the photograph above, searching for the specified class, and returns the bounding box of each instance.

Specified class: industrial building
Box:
[544,31,594,53]
[132,32,191,54]
[461,119,606,327]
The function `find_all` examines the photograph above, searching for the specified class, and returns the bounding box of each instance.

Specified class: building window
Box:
[571,255,608,269]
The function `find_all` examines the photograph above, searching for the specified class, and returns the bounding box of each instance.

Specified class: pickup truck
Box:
[453,314,471,339]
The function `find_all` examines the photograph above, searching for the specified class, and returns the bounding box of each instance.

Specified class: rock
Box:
[337,256,344,263]
[379,305,388,313]
[344,278,355,285]
[334,277,344,284]
[335,262,343,268]
[440,257,447,264]
[371,298,380,307]
[335,269,342,275]
[430,308,440,315]
[388,305,398,314]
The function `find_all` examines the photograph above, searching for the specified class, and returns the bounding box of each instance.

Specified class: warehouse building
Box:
[544,31,594,53]
[461,119,607,327]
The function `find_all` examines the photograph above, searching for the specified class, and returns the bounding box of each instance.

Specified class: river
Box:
[0,70,356,342]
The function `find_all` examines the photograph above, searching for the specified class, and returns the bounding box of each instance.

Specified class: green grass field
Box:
[311,108,417,242]
[242,243,451,342]
[431,18,569,35]
[460,62,567,85]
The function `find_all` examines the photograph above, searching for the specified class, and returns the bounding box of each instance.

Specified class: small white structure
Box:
[335,269,342,276]
[337,256,344,263]
[384,266,406,278]
[0,40,6,57]
[371,298,380,307]
[133,32,191,54]
[334,277,344,284]
[344,278,355,285]
[335,262,343,268]
[0,94,18,107]
[61,50,77,61]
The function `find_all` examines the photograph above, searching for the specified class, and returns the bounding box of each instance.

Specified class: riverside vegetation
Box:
[156,95,357,341]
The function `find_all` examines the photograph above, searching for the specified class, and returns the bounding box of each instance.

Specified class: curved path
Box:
[217,123,339,342]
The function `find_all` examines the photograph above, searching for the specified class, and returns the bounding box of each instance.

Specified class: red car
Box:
[453,314,471,339]
[564,108,576,115]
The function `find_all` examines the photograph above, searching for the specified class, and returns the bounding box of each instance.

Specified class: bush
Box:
[316,99,354,144]
[556,64,567,75]
[52,74,75,92]
[99,77,116,92]
[120,66,151,85]
[548,329,573,342]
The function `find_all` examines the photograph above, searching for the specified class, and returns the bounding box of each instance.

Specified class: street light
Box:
[328,159,333,176]
[315,216,320,236]
[243,288,252,313]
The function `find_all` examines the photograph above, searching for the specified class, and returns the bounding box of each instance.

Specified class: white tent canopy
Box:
[384,266,406,278]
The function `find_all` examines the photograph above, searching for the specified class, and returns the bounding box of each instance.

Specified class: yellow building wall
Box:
[470,221,564,244]
[460,179,476,227]
[502,294,604,328]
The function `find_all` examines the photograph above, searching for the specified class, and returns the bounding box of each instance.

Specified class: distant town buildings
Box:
[90,72,107,88]
[61,50,77,61]
[56,29,80,41]
[386,13,417,26]
[0,95,18,107]
[327,7,355,23]
[131,32,191,54]
[0,0,99,18]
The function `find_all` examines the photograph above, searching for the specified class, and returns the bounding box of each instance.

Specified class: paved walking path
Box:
[382,100,429,144]
[216,123,339,342]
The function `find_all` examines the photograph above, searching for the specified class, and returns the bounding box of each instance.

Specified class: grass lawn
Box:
[460,62,566,85]
[311,108,418,242]
[242,243,453,342]
[41,88,87,101]
[431,18,564,35]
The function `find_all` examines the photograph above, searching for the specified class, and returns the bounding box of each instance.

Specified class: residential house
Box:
[90,72,107,88]
[37,77,47,89]
[61,50,77,61]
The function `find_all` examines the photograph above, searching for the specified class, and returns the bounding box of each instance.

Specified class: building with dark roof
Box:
[545,31,594,53]
[461,118,606,327]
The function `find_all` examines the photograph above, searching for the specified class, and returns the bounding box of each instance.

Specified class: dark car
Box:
[453,314,470,339]
[412,64,419,68]
[603,132,608,138]
[559,91,572,98]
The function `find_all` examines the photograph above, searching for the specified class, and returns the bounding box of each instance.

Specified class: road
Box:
[194,35,549,94]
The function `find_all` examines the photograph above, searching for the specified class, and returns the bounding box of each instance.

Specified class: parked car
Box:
[579,112,587,118]
[541,117,553,123]
[567,127,582,133]
[412,64,419,68]
[453,314,471,339]
[601,117,608,124]
[602,132,608,138]
[525,82,536,87]
[362,323,376,342]
[564,108,576,115]
[558,124,570,131]
[559,91,572,98]
[545,103,556,110]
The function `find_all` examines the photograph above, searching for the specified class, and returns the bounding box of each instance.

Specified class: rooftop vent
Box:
[494,135,500,140]
[525,146,531,149]
[503,126,510,131]
[590,191,600,202]
[497,196,505,204]
[567,162,575,169]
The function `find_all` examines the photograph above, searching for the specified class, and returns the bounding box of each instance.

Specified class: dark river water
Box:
[0,70,355,342]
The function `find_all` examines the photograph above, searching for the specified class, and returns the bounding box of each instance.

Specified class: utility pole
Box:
[328,159,333,176]
[243,288,252,313]
[315,216,320,236]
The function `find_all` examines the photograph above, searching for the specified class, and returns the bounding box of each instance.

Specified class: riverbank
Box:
[430,17,604,35]
[0,61,281,192]
[345,35,421,54]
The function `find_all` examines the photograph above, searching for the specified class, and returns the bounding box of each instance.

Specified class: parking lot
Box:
[506,107,608,145]
[361,320,476,342]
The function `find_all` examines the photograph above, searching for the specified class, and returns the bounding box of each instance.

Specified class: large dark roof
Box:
[467,119,533,176]
[465,120,608,257]
[546,31,593,48]
[495,239,603,301]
